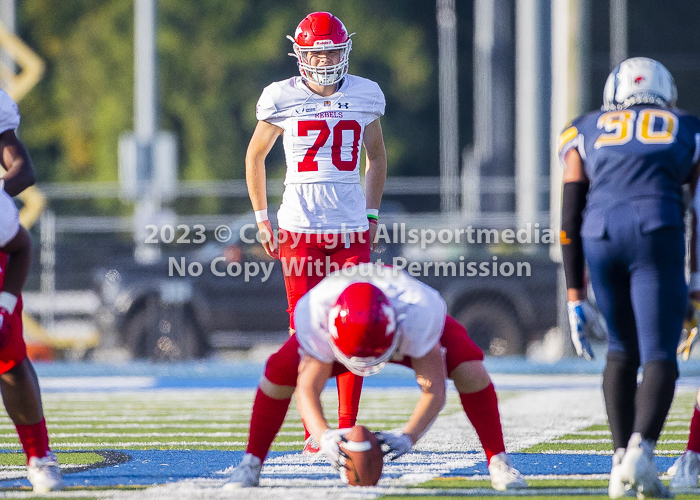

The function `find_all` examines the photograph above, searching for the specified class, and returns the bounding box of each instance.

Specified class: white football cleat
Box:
[618,433,672,499]
[609,448,636,498]
[302,435,320,455]
[223,453,261,489]
[668,450,700,489]
[27,452,65,493]
[488,452,528,491]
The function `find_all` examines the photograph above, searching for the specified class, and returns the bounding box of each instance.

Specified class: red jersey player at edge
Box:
[0,88,65,493]
[245,12,387,452]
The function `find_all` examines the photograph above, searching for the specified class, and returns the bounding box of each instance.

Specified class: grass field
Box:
[0,372,696,499]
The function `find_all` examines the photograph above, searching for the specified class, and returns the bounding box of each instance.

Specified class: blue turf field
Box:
[0,359,694,496]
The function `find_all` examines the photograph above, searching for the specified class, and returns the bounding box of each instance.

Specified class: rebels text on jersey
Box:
[558,106,700,237]
[293,264,447,365]
[256,75,385,185]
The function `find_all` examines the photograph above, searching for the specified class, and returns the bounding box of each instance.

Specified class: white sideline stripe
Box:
[490,373,602,390]
[551,439,688,445]
[13,441,307,447]
[17,423,254,429]
[452,473,611,480]
[0,463,88,471]
[562,428,689,436]
[0,431,300,439]
[556,430,611,436]
[0,421,395,430]
[535,449,683,455]
[381,486,700,496]
[40,413,407,421]
[0,490,106,498]
[38,377,157,390]
[357,487,608,497]
[39,414,255,421]
[523,474,610,479]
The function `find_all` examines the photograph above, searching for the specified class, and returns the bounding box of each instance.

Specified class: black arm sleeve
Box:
[561,181,589,290]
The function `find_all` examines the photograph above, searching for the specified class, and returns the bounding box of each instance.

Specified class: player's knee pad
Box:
[441,315,484,374]
[641,359,678,384]
[605,350,640,372]
[263,337,301,387]
[603,355,639,405]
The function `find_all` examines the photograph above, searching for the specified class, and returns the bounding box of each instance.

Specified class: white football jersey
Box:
[256,75,385,184]
[0,90,20,135]
[294,264,447,365]
[0,188,19,247]
[256,75,385,234]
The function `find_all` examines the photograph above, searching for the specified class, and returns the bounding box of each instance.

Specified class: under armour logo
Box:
[337,102,349,109]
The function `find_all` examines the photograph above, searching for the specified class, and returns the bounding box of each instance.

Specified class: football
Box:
[340,425,383,486]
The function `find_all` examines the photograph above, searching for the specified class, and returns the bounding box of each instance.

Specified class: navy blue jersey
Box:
[558,105,700,237]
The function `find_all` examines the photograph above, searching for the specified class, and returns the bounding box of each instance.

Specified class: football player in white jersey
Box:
[224,263,528,491]
[245,12,388,452]
[0,90,64,493]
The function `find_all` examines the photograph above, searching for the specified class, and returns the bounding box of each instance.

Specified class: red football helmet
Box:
[328,282,399,376]
[287,12,352,86]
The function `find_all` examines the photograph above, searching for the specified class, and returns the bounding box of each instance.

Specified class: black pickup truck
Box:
[94,219,560,360]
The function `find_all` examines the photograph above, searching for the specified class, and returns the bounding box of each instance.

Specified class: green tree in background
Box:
[19,0,133,184]
[14,0,437,210]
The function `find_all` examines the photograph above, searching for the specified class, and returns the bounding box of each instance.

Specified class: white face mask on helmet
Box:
[287,12,353,87]
[602,57,677,111]
[292,41,352,86]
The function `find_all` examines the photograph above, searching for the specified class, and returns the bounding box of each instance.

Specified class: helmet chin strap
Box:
[307,63,342,87]
[302,67,341,94]
[302,77,338,96]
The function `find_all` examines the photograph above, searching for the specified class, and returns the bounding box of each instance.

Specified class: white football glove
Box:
[319,428,351,469]
[567,299,607,360]
[374,430,413,461]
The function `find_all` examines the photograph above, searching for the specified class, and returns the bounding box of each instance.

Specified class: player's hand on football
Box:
[678,298,700,361]
[319,428,351,469]
[567,299,607,360]
[257,220,278,259]
[374,430,413,460]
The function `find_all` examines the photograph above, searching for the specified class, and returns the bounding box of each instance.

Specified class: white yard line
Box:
[112,378,612,499]
[416,375,608,455]
[1,377,692,499]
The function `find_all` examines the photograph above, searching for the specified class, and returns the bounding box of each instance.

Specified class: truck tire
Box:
[454,300,524,356]
[124,303,209,360]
